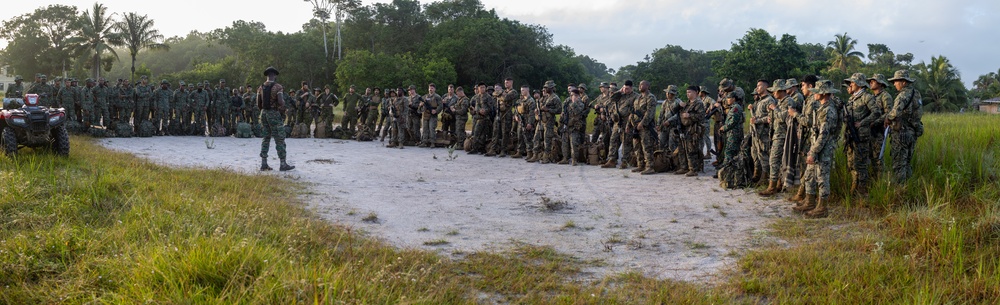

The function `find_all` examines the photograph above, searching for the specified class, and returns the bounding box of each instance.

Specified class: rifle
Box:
[782,114,799,182]
[878,126,890,160]
[842,102,861,152]
[382,98,396,142]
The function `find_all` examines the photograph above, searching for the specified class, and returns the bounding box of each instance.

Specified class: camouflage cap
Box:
[35,73,41,78]
[785,78,799,88]
[578,83,587,90]
[663,85,678,95]
[160,79,169,85]
[887,69,915,83]
[197,81,205,86]
[719,78,733,89]
[202,80,210,85]
[263,66,279,76]
[543,80,556,89]
[179,81,186,86]
[599,82,609,88]
[39,74,47,79]
[350,84,357,89]
[219,79,226,83]
[867,74,890,87]
[14,75,23,81]
[141,75,148,79]
[699,86,710,94]
[843,72,869,87]
[767,79,787,92]
[809,80,840,95]
[85,78,95,83]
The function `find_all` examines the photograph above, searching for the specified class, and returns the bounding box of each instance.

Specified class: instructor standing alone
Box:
[257,66,295,171]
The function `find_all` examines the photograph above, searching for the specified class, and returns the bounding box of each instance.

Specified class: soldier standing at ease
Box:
[468,83,494,154]
[80,79,96,127]
[173,81,190,133]
[750,79,775,184]
[153,80,173,135]
[488,79,518,156]
[513,85,536,159]
[885,70,922,184]
[439,85,457,139]
[600,81,635,169]
[386,89,407,149]
[93,78,112,127]
[341,85,361,134]
[561,88,588,166]
[627,81,657,174]
[214,79,231,132]
[557,84,577,163]
[5,75,25,101]
[718,91,744,176]
[789,75,820,203]
[257,67,294,172]
[843,73,881,194]
[760,79,790,196]
[134,76,153,126]
[794,80,839,218]
[867,74,893,179]
[699,86,716,157]
[658,85,682,153]
[451,87,471,147]
[591,83,612,147]
[675,85,707,176]
[58,78,77,121]
[189,81,211,135]
[27,74,55,107]
[529,81,560,163]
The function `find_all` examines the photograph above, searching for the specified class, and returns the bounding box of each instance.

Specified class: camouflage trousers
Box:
[455,118,468,146]
[287,108,300,126]
[890,128,916,183]
[591,119,610,145]
[794,128,812,186]
[751,127,772,179]
[722,128,743,167]
[702,120,711,155]
[636,126,657,168]
[421,115,438,145]
[135,100,150,125]
[532,121,556,155]
[473,118,492,153]
[260,109,287,160]
[490,115,512,154]
[516,125,533,155]
[657,128,674,152]
[64,102,77,122]
[803,145,834,197]
[154,104,170,134]
[682,130,703,172]
[606,123,633,164]
[364,108,378,135]
[93,100,111,127]
[408,114,421,143]
[846,137,871,188]
[388,118,403,146]
[768,135,786,181]
[870,127,887,179]
[319,107,334,129]
[192,108,206,136]
[340,112,355,133]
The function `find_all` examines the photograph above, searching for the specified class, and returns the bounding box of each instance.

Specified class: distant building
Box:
[0,65,15,93]
[978,98,1000,114]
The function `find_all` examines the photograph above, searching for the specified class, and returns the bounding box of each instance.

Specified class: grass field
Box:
[1,112,997,303]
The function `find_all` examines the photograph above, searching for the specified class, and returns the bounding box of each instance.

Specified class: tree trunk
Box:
[131,55,137,83]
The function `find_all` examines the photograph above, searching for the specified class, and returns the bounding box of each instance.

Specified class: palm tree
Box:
[68,3,123,79]
[827,32,864,72]
[916,56,968,112]
[117,12,168,82]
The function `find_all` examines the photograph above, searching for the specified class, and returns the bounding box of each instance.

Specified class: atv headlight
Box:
[49,113,65,125]
[12,117,26,125]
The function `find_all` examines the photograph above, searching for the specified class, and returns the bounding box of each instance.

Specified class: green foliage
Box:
[971,70,1000,100]
[67,3,124,79]
[116,12,168,82]
[713,29,805,89]
[0,4,81,77]
[106,32,233,80]
[914,56,969,112]
[827,32,864,72]
[622,44,724,93]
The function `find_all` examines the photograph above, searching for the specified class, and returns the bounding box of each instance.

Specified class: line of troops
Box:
[2,73,292,137]
[355,70,922,219]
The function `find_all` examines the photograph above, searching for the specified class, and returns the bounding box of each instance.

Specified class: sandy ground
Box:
[100,135,790,283]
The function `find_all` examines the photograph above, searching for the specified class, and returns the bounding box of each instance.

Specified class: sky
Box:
[3,0,997,87]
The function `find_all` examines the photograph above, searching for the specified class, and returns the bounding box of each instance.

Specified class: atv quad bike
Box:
[0,94,70,156]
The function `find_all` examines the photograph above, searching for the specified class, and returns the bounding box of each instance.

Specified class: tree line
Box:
[0,1,982,111]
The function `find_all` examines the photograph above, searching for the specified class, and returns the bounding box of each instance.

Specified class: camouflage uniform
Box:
[751,94,775,181]
[602,88,635,168]
[804,98,838,201]
[591,84,612,146]
[134,79,153,125]
[701,94,716,155]
[420,91,442,146]
[843,73,882,192]
[258,81,288,161]
[154,81,173,134]
[386,95,407,147]
[405,91,422,144]
[26,77,55,107]
[886,70,922,183]
[439,92,457,138]
[470,89,496,154]
[783,88,805,186]
[189,83,211,135]
[658,93,682,153]
[452,93,470,146]
[531,84,560,163]
[796,94,820,186]
[319,91,337,131]
[489,88,517,155]
[766,80,791,188]
[118,83,135,126]
[719,97,744,167]
[563,93,588,165]
[58,81,77,121]
[93,81,112,127]
[514,94,537,157]
[4,77,25,102]
[630,88,658,173]
[244,90,259,126]
[341,89,361,133]
[868,74,893,178]
[673,94,707,174]
[173,83,190,133]
[80,81,97,126]
[214,83,231,130]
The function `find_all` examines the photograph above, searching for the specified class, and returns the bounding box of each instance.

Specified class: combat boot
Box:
[484,150,496,157]
[685,170,697,177]
[631,166,644,173]
[526,153,539,163]
[789,185,807,203]
[558,158,570,165]
[498,152,508,158]
[511,152,523,159]
[793,194,817,213]
[601,160,616,168]
[279,159,295,171]
[640,168,656,175]
[571,160,578,166]
[673,168,688,175]
[759,180,778,196]
[619,162,628,169]
[751,167,760,183]
[260,158,273,171]
[540,153,551,164]
[805,196,828,218]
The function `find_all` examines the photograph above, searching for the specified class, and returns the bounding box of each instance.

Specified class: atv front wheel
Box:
[2,127,17,156]
[52,125,70,156]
